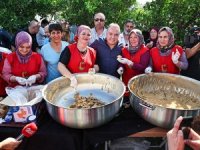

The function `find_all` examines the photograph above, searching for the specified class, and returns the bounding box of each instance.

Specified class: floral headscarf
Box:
[128,29,144,54]
[157,27,174,53]
[15,31,32,64]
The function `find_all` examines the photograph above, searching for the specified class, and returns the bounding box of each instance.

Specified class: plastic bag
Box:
[5,85,44,106]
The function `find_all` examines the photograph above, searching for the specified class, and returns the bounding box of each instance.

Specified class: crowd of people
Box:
[0,12,200,149]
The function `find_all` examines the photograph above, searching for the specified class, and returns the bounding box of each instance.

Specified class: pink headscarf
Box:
[15,31,32,64]
[74,25,91,42]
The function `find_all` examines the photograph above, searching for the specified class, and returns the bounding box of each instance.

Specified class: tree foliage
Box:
[60,0,136,27]
[131,0,200,44]
[0,0,63,33]
[0,0,199,45]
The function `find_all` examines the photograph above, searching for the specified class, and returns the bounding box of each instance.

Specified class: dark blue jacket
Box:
[90,39,122,78]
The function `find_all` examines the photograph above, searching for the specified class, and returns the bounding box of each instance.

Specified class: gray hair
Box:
[107,23,120,34]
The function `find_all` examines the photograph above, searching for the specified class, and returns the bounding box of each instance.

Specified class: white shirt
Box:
[118,33,129,47]
[36,27,45,46]
[89,27,107,45]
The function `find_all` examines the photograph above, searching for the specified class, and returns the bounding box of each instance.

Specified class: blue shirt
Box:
[40,41,69,83]
[90,39,122,78]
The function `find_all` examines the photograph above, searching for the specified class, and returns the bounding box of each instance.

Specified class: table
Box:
[0,106,159,150]
[130,127,168,137]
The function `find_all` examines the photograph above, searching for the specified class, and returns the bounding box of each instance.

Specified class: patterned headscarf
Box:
[157,27,174,53]
[128,29,144,54]
[15,31,32,64]
[74,25,91,42]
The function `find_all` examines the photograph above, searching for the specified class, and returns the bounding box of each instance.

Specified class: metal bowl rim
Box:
[42,73,126,110]
[128,73,200,111]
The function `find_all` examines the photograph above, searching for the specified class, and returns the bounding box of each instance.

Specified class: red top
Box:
[122,45,149,96]
[67,43,96,73]
[122,45,149,86]
[0,52,8,96]
[150,45,183,74]
[6,52,42,87]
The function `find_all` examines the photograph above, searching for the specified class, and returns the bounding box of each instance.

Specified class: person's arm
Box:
[133,50,150,72]
[167,116,185,150]
[2,58,16,83]
[36,57,47,83]
[58,62,73,78]
[58,46,72,78]
[0,137,21,150]
[185,42,200,59]
[176,51,188,70]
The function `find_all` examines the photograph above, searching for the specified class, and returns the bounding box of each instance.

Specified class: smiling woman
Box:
[2,31,47,87]
[58,25,98,88]
[145,27,188,74]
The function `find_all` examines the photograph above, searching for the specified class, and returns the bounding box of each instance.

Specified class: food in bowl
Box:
[69,93,105,109]
[130,75,200,110]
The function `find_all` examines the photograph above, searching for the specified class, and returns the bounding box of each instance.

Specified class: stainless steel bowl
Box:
[42,73,126,129]
[128,73,200,129]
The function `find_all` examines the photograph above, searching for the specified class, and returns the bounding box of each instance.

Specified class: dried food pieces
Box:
[69,93,105,109]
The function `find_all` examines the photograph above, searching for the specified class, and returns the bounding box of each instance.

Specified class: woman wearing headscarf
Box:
[58,25,98,87]
[146,27,159,49]
[145,27,188,74]
[117,29,150,96]
[2,31,47,87]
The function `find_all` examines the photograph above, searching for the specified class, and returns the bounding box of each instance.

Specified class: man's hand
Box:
[0,137,21,150]
[185,128,200,150]
[167,116,185,150]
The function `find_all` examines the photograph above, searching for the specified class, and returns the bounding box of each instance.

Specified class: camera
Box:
[184,26,200,47]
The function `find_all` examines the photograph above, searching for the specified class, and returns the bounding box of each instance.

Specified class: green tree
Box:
[61,0,136,28]
[0,0,63,33]
[131,0,200,44]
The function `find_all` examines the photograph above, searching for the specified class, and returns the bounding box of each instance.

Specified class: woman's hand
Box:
[117,58,133,66]
[15,77,27,85]
[146,41,153,48]
[172,49,180,64]
[70,76,78,88]
[144,67,152,74]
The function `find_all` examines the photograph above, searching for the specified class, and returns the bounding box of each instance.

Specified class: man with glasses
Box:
[118,20,135,47]
[89,12,107,45]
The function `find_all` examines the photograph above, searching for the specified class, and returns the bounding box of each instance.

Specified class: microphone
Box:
[16,122,38,141]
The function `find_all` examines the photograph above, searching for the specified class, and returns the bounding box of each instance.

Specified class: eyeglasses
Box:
[94,18,105,22]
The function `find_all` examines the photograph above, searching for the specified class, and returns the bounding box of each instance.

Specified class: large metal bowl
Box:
[42,73,126,129]
[128,73,200,129]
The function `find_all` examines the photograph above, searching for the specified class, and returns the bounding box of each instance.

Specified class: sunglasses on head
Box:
[94,18,105,22]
